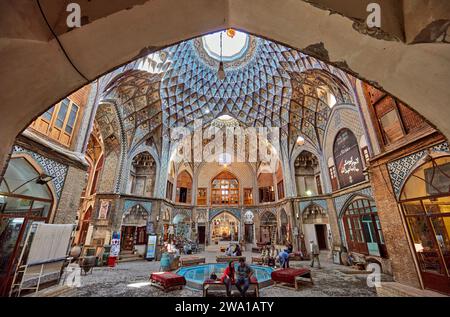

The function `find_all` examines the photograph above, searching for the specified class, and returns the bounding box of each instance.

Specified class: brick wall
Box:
[369,163,422,288]
[98,151,119,193]
[53,166,88,225]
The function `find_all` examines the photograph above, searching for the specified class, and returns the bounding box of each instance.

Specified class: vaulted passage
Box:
[1,2,450,298]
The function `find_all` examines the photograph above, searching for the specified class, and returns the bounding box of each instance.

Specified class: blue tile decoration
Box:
[173,208,192,220]
[209,208,241,221]
[13,145,68,199]
[123,199,152,214]
[387,142,449,199]
[333,187,374,217]
[299,199,328,214]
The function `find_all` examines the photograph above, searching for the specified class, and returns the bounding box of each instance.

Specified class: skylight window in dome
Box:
[317,86,337,108]
[202,31,249,62]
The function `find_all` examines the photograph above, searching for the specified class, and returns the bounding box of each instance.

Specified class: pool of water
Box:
[176,263,274,290]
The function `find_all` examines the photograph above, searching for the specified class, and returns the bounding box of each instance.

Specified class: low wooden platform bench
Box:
[179,256,206,267]
[251,256,264,265]
[216,256,246,263]
[288,252,304,261]
[271,268,313,290]
[203,277,259,297]
[149,272,186,292]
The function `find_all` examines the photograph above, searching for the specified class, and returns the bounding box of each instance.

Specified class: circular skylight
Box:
[203,30,249,62]
[217,114,234,121]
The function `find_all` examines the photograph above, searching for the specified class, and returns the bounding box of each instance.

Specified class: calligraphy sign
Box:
[333,129,365,188]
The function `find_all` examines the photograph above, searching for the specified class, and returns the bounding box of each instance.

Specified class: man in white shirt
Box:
[310,240,321,269]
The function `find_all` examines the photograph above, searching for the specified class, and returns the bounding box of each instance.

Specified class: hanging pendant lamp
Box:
[217,31,226,80]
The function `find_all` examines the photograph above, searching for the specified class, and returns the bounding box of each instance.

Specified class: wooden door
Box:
[315,225,327,250]
[121,226,136,251]
[245,224,253,243]
[198,226,206,244]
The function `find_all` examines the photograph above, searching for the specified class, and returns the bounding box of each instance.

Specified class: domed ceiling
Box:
[99,31,356,155]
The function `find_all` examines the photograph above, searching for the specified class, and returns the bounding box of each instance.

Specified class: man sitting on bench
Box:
[236,257,254,297]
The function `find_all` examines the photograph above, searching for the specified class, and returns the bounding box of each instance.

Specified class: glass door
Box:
[362,215,380,256]
[0,217,25,295]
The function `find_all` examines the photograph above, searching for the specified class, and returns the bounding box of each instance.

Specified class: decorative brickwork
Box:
[13,145,68,199]
[387,142,449,198]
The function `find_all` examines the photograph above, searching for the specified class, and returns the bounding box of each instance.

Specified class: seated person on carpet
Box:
[210,272,218,281]
[233,244,242,256]
[220,261,235,297]
[261,246,269,265]
[236,257,254,297]
[183,243,192,255]
[267,245,277,267]
[225,244,234,256]
[347,253,355,266]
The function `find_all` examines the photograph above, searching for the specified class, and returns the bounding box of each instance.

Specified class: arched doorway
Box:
[341,197,386,257]
[399,155,450,295]
[302,204,329,250]
[120,204,148,254]
[244,210,254,244]
[172,212,191,240]
[0,156,55,296]
[210,212,240,243]
[176,171,193,204]
[260,212,277,245]
[78,207,92,245]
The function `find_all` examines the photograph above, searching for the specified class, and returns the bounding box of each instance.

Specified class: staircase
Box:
[118,250,143,263]
[271,228,277,244]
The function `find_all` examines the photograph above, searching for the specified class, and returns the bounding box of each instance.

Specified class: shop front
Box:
[399,156,450,295]
[120,204,148,255]
[210,211,240,243]
[0,157,55,296]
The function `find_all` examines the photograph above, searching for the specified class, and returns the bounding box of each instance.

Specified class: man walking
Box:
[235,257,254,297]
[310,240,321,269]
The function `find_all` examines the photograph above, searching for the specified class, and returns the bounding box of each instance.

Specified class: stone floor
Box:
[66,251,393,297]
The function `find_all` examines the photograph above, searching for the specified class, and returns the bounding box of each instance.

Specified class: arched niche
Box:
[176,170,193,204]
[128,151,156,197]
[294,151,321,197]
[259,211,277,245]
[210,211,240,243]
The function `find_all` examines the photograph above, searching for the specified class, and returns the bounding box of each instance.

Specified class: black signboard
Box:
[333,129,365,188]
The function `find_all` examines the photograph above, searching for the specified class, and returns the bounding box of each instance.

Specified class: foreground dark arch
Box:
[1,0,449,172]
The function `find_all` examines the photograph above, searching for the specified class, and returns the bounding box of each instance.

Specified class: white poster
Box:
[98,200,110,219]
[146,235,157,259]
[110,231,121,257]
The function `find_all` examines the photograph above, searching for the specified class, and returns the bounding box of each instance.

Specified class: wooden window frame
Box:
[31,98,80,147]
[328,166,339,192]
[166,181,173,201]
[277,180,285,200]
[361,146,370,166]
[259,186,275,203]
[315,175,323,195]
[244,188,253,205]
[211,172,240,205]
[197,187,207,205]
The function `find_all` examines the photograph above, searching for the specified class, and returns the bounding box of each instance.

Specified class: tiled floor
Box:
[66,251,392,297]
